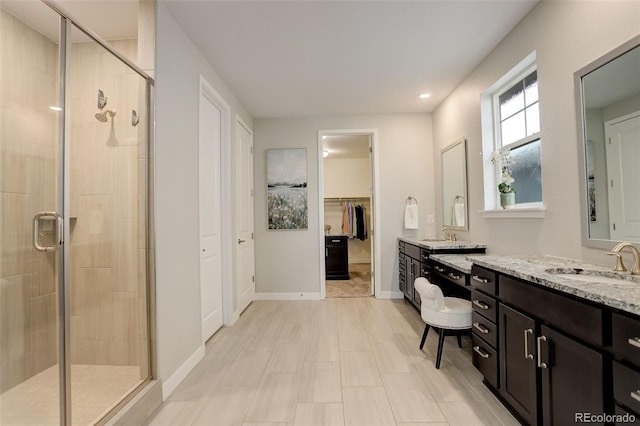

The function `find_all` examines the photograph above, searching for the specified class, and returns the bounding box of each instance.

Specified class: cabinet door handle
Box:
[434,266,446,273]
[473,346,490,358]
[631,390,640,403]
[472,300,489,310]
[537,335,548,369]
[523,329,534,360]
[331,239,340,243]
[472,322,489,334]
[326,248,328,257]
[448,272,461,280]
[629,337,640,349]
[472,275,488,284]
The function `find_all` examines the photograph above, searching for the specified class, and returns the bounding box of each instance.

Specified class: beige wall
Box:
[432,0,640,264]
[155,2,254,397]
[0,9,60,392]
[254,114,434,296]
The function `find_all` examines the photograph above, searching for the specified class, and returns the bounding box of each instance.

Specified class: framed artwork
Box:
[267,148,308,230]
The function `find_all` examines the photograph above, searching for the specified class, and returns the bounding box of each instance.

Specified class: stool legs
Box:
[457,335,463,348]
[419,324,430,350]
[435,329,446,369]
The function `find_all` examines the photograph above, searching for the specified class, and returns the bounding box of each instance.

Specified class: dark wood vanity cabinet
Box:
[471,270,609,425]
[610,312,640,420]
[398,240,485,310]
[325,235,349,280]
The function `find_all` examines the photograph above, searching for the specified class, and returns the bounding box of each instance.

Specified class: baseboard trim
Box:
[255,292,323,300]
[161,345,205,400]
[376,291,405,299]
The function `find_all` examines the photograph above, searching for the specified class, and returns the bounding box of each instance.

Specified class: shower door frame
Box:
[43,1,156,424]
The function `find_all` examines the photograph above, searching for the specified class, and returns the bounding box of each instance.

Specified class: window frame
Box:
[481,52,545,215]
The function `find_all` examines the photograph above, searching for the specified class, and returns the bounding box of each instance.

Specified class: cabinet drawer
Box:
[613,361,640,415]
[612,313,640,365]
[472,334,498,389]
[472,311,497,348]
[399,241,405,253]
[405,243,421,260]
[434,262,466,288]
[470,265,497,295]
[471,289,497,324]
[500,275,603,347]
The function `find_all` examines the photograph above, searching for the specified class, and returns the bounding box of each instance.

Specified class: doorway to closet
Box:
[318,131,378,298]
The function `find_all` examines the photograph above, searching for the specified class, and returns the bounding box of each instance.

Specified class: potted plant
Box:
[490,148,516,209]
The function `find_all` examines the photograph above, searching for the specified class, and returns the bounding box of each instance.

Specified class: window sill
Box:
[480,207,546,219]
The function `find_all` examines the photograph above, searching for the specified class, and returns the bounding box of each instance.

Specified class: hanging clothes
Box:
[341,203,350,234]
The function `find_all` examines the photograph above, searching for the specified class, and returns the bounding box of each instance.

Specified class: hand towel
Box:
[404,202,419,230]
[452,198,465,227]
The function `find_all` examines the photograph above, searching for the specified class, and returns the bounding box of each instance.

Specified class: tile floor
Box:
[0,364,142,425]
[146,298,519,426]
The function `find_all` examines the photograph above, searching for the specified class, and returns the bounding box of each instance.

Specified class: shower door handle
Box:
[33,211,63,252]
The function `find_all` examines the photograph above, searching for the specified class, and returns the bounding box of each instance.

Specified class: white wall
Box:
[154,2,253,397]
[254,114,434,296]
[432,0,640,265]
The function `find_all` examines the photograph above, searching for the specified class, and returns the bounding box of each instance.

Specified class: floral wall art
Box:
[267,148,308,230]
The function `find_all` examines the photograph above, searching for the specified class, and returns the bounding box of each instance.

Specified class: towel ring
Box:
[406,196,418,205]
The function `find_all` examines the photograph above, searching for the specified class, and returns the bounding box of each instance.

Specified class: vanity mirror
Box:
[442,138,468,230]
[575,35,640,249]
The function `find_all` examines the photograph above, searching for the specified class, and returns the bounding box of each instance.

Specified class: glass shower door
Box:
[66,23,150,425]
[0,3,64,425]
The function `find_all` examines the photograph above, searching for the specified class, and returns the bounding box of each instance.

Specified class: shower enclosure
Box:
[0,1,154,425]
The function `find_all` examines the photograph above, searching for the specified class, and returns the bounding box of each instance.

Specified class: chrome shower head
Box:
[95,109,116,122]
[97,89,108,110]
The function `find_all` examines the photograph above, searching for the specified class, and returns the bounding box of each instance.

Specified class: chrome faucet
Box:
[442,226,457,242]
[608,242,640,275]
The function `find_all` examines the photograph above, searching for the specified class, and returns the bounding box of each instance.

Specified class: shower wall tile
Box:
[115,146,138,219]
[76,267,114,342]
[114,218,138,293]
[31,251,56,298]
[78,124,115,195]
[0,193,32,278]
[75,195,114,268]
[0,109,29,194]
[30,293,58,374]
[111,292,139,365]
[0,274,32,366]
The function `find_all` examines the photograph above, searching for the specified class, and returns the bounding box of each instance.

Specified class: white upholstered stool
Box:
[414,277,472,369]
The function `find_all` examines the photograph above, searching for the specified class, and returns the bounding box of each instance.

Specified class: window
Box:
[481,53,544,213]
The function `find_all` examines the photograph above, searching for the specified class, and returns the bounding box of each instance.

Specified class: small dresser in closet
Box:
[325,235,349,280]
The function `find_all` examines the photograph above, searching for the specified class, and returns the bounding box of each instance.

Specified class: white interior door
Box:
[236,118,255,314]
[605,112,640,241]
[199,94,224,341]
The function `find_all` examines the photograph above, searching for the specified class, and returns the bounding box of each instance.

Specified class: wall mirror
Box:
[442,138,468,230]
[575,35,640,249]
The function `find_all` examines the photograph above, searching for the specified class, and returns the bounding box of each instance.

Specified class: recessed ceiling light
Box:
[419,93,431,100]
[323,150,329,158]
[322,135,328,140]
[49,106,63,111]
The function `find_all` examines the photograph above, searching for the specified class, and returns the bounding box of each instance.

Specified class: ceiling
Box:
[1,0,138,43]
[163,0,539,118]
[2,0,540,119]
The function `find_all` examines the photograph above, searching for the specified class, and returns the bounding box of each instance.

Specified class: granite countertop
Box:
[430,254,477,274]
[399,237,487,250]
[467,254,640,316]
